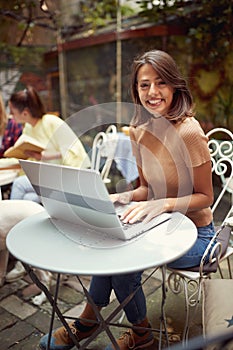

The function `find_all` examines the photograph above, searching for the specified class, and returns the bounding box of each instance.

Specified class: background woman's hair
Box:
[0,93,7,134]
[130,50,194,125]
[9,86,46,119]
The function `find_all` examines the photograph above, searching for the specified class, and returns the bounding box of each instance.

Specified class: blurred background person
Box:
[5,86,90,283]
[0,93,22,158]
[8,85,90,203]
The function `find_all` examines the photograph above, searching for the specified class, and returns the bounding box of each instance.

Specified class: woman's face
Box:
[137,63,174,117]
[8,102,27,123]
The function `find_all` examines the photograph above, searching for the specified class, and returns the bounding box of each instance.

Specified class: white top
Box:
[6,211,197,276]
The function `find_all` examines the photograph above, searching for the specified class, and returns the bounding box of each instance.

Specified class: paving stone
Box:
[0,320,34,349]
[63,275,91,293]
[39,296,73,316]
[52,284,84,304]
[142,275,162,297]
[26,309,61,334]
[63,301,86,319]
[10,331,42,350]
[0,279,28,301]
[21,283,42,300]
[0,307,18,331]
[0,295,37,320]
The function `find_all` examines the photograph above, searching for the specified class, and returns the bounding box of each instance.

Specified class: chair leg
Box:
[218,256,233,279]
[168,273,202,344]
[218,264,224,278]
[227,257,232,279]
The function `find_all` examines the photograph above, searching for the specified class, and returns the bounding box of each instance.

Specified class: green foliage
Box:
[135,0,232,66]
[213,87,233,130]
[0,43,46,77]
[0,0,53,80]
[71,0,135,30]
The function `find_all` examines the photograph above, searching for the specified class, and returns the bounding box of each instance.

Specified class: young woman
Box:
[0,93,22,158]
[6,86,90,283]
[8,86,90,203]
[39,50,214,350]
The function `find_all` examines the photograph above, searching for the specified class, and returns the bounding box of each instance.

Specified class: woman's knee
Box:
[10,176,33,199]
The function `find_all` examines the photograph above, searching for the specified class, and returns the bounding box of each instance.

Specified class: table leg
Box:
[159,265,169,349]
[22,263,82,349]
[76,275,121,350]
[23,263,169,349]
[75,267,168,349]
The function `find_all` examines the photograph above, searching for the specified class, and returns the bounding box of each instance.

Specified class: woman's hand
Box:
[24,150,42,160]
[121,199,167,224]
[109,191,133,204]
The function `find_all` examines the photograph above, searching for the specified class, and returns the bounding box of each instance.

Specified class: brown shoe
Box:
[39,321,98,350]
[105,326,154,350]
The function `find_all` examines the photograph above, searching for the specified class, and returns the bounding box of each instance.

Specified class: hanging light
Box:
[39,0,49,13]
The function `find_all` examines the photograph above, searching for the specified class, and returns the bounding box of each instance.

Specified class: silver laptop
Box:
[19,160,171,247]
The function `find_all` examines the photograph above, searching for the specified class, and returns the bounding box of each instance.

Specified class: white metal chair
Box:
[206,128,233,277]
[167,127,233,343]
[206,127,233,207]
[91,124,118,183]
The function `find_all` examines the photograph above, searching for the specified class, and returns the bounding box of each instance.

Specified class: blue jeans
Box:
[10,175,40,203]
[88,222,215,325]
[168,222,215,269]
[89,273,146,325]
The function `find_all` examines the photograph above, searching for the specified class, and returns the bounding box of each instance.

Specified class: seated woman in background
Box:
[9,86,90,203]
[5,86,90,283]
[0,93,22,158]
[0,200,44,287]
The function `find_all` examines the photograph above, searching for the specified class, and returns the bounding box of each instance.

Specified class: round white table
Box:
[6,210,197,349]
[7,211,197,275]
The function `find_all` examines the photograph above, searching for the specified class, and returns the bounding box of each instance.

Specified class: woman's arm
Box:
[110,166,150,203]
[24,150,61,161]
[164,160,214,213]
[120,161,214,223]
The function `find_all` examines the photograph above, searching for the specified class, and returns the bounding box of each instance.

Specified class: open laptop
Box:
[19,160,171,247]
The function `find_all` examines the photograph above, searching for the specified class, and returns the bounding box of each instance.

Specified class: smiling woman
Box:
[136,63,174,118]
[39,50,215,350]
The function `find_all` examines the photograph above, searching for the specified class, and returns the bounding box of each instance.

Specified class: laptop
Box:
[19,160,171,248]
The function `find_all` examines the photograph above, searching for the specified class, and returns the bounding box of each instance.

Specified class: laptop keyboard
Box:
[118,213,172,240]
[121,220,141,231]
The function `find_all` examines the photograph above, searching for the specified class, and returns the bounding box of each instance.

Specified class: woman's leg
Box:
[112,273,147,324]
[89,274,153,350]
[10,175,40,203]
[0,200,44,285]
[103,274,153,350]
[168,222,215,269]
[0,249,9,286]
[88,273,147,323]
[39,276,111,350]
[39,274,152,350]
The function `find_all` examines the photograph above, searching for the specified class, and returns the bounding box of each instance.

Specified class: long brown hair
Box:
[0,93,7,135]
[130,50,194,125]
[9,86,46,119]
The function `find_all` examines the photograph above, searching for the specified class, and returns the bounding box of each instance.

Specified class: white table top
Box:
[7,211,197,276]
